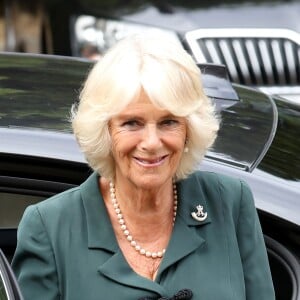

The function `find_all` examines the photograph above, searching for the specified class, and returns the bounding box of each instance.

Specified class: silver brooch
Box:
[191,205,208,222]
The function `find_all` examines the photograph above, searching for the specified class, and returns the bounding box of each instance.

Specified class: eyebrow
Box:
[116,112,179,121]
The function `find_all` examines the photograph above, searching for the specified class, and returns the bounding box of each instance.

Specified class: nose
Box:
[140,124,162,152]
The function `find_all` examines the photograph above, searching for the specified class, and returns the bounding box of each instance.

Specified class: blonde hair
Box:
[71,34,219,180]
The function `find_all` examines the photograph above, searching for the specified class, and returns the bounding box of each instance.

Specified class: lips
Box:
[134,155,168,167]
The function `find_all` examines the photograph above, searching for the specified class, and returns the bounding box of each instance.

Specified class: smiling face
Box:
[109,92,187,190]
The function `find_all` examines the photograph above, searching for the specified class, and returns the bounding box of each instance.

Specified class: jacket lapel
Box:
[80,171,212,292]
[80,172,168,293]
[156,173,211,279]
[98,251,167,294]
[177,173,212,227]
[81,172,118,252]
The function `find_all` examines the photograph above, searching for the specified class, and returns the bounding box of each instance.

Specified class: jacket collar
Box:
[81,172,119,252]
[80,171,211,292]
[156,173,211,278]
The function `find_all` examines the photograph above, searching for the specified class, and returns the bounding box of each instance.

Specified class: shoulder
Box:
[20,172,99,231]
[30,171,99,215]
[194,171,253,203]
[37,185,82,213]
[191,170,253,200]
[184,170,248,192]
[18,186,82,236]
[21,186,82,226]
[181,171,254,221]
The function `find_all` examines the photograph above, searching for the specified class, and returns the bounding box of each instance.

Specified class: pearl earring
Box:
[184,138,189,153]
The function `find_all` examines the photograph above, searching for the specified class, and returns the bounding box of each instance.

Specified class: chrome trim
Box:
[258,86,300,104]
[271,40,285,84]
[0,251,13,299]
[251,92,278,171]
[232,39,251,85]
[0,270,10,299]
[259,86,300,94]
[185,28,300,87]
[285,41,297,84]
[245,39,263,84]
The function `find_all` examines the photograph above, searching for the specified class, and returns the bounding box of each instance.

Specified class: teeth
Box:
[140,159,159,163]
[137,157,163,164]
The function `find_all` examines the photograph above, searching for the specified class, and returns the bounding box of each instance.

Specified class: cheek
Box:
[111,133,124,156]
[110,131,138,158]
[168,128,187,150]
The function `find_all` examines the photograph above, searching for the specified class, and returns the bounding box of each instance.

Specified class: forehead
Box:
[117,91,170,117]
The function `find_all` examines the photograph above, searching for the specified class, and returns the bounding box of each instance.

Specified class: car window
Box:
[0,54,277,173]
[0,193,45,228]
[207,85,277,171]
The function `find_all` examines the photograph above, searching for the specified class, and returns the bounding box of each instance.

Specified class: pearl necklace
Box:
[109,181,178,259]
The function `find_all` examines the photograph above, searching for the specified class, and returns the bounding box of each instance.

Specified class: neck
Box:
[100,176,177,243]
[113,177,175,217]
[106,178,177,259]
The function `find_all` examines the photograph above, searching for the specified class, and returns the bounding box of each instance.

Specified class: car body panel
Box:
[0,53,88,132]
[0,128,85,163]
[0,53,276,172]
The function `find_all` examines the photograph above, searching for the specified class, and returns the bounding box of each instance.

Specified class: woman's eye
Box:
[122,120,141,128]
[160,119,179,127]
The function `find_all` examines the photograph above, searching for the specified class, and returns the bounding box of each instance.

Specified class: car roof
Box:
[0,52,276,171]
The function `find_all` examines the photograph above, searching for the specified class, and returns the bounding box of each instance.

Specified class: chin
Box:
[130,173,172,190]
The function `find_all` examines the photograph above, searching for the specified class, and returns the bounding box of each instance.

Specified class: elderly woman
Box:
[12,35,275,300]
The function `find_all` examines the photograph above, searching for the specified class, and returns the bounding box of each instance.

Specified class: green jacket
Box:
[12,171,275,299]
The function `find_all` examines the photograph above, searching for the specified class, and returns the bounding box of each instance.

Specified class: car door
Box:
[0,249,23,300]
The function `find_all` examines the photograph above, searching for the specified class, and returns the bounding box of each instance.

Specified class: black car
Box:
[1,0,300,103]
[71,0,300,103]
[0,52,299,299]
